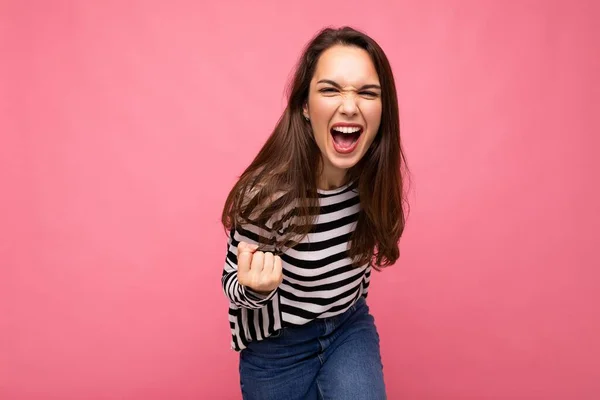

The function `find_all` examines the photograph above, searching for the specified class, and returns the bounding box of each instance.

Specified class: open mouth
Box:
[330,125,363,153]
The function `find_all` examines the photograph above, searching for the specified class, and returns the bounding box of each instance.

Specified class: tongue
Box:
[332,132,357,147]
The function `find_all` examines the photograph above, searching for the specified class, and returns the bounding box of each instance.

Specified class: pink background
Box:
[2,1,599,399]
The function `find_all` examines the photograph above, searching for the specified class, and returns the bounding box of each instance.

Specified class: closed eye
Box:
[318,87,379,98]
[360,91,379,97]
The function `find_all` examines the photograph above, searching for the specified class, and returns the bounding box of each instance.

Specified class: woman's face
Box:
[304,45,382,189]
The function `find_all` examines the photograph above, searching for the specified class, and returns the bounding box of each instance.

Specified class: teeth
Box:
[332,126,362,134]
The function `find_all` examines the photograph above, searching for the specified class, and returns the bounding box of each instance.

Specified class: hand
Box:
[237,241,283,295]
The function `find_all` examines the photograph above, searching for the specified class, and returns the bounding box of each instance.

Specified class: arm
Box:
[221,224,279,309]
[361,264,372,299]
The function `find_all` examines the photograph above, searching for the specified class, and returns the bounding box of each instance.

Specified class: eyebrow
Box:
[316,79,381,91]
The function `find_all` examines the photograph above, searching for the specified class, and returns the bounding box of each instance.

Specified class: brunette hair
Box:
[222,26,409,270]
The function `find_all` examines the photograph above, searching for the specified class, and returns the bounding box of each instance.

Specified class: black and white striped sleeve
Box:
[221,223,278,309]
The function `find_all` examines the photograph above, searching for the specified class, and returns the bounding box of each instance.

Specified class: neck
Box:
[317,164,349,191]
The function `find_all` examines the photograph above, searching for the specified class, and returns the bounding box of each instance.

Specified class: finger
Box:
[263,252,274,273]
[238,241,259,253]
[237,249,253,274]
[250,251,265,273]
[273,255,283,283]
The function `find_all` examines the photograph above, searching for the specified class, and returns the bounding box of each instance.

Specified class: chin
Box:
[326,152,362,171]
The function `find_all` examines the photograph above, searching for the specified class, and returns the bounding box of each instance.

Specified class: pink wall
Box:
[2,1,599,398]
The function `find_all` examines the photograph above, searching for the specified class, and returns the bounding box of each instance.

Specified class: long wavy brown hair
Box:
[222,26,409,270]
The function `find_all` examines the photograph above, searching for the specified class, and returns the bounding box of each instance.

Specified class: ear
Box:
[302,103,309,120]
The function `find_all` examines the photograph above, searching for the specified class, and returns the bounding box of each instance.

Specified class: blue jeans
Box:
[239,296,386,399]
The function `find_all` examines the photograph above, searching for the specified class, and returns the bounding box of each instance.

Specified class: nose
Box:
[339,94,358,116]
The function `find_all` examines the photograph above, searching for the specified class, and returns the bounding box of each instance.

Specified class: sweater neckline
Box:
[316,180,356,196]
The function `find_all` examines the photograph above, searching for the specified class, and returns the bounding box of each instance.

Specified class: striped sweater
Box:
[221,180,370,351]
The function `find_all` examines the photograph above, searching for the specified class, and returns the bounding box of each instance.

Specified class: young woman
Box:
[221,26,408,400]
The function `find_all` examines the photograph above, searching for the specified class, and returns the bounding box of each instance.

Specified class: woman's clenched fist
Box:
[237,241,283,295]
